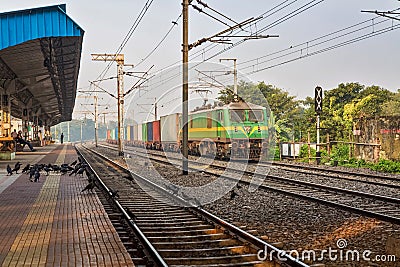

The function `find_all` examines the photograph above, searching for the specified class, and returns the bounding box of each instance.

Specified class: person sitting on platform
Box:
[16,131,35,152]
[11,129,18,139]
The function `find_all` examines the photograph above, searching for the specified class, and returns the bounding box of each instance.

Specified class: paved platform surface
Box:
[0,144,134,267]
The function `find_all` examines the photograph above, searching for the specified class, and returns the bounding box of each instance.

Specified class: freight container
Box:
[137,124,142,142]
[115,127,119,140]
[129,126,134,141]
[160,113,180,142]
[107,129,111,140]
[147,122,153,142]
[132,124,138,141]
[126,126,131,141]
[153,120,161,142]
[111,128,115,140]
[142,123,147,142]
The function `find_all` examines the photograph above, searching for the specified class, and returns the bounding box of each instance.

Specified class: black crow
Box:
[7,165,12,175]
[12,163,21,174]
[81,181,96,193]
[14,162,22,169]
[22,164,30,173]
[69,166,79,176]
[34,171,40,182]
[77,167,85,176]
[109,188,119,199]
[236,183,242,189]
[43,166,51,176]
[60,167,69,175]
[230,190,238,200]
[70,160,78,166]
[29,168,36,181]
[52,165,60,172]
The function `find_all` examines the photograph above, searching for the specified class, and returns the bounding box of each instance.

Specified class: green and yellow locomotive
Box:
[184,101,272,160]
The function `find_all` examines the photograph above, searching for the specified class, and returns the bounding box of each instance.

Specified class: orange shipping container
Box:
[153,120,161,142]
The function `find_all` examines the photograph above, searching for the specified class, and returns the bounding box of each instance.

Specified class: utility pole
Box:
[219,58,238,101]
[91,54,126,156]
[315,86,323,164]
[78,94,100,147]
[181,3,276,175]
[67,121,70,142]
[182,0,189,175]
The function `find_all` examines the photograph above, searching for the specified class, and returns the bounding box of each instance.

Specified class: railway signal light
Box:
[315,86,323,114]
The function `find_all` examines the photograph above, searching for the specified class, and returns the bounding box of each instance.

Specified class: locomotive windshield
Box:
[230,110,245,123]
[248,110,264,122]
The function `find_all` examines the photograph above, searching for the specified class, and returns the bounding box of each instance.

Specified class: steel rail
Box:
[98,143,400,225]
[81,144,309,267]
[75,145,169,267]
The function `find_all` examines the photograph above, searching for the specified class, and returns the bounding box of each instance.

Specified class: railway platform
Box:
[0,144,134,267]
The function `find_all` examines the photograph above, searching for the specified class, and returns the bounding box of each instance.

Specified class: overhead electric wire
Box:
[144,0,316,89]
[244,20,400,75]
[235,8,400,73]
[93,0,155,86]
[86,0,155,111]
[135,13,182,69]
[198,0,326,64]
[148,0,299,79]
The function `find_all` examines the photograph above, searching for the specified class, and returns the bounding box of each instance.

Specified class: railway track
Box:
[97,143,400,225]
[76,144,307,267]
[269,161,400,187]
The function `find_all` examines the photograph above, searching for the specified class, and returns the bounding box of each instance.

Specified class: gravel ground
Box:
[93,143,400,267]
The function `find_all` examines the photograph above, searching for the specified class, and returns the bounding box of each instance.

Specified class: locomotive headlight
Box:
[258,126,261,132]
[234,126,238,132]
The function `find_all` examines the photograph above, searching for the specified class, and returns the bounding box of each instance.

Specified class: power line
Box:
[143,0,316,89]
[93,0,156,85]
[135,13,182,69]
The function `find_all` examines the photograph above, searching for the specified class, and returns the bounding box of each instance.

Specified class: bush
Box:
[370,159,400,173]
[330,144,350,163]
[299,144,315,158]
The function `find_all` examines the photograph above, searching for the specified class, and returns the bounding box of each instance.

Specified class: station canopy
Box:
[0,4,84,126]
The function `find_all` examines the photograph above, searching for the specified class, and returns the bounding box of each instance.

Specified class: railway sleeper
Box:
[141,228,222,237]
[152,238,242,249]
[147,232,231,242]
[157,245,252,257]
[139,224,212,231]
[136,220,206,227]
[164,254,262,265]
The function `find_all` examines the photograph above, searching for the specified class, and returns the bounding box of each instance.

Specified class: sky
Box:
[1,0,399,122]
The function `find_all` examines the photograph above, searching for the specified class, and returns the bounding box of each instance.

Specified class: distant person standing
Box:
[61,133,64,144]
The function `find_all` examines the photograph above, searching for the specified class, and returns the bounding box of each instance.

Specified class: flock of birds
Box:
[5,157,100,193]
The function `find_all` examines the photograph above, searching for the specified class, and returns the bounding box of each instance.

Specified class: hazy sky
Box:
[1,1,399,121]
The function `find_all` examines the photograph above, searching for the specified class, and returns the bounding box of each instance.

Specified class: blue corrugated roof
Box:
[0,4,84,50]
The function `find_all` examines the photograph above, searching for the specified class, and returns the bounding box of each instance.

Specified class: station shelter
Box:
[0,4,84,158]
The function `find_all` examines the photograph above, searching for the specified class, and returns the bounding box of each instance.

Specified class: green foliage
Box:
[369,160,400,173]
[299,144,316,158]
[330,144,350,163]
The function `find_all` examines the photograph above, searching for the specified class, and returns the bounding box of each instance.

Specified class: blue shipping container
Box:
[147,122,153,142]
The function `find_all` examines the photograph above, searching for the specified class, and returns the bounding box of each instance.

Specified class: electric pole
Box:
[181,2,277,175]
[182,0,189,175]
[219,58,238,101]
[91,54,126,156]
[78,94,100,147]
